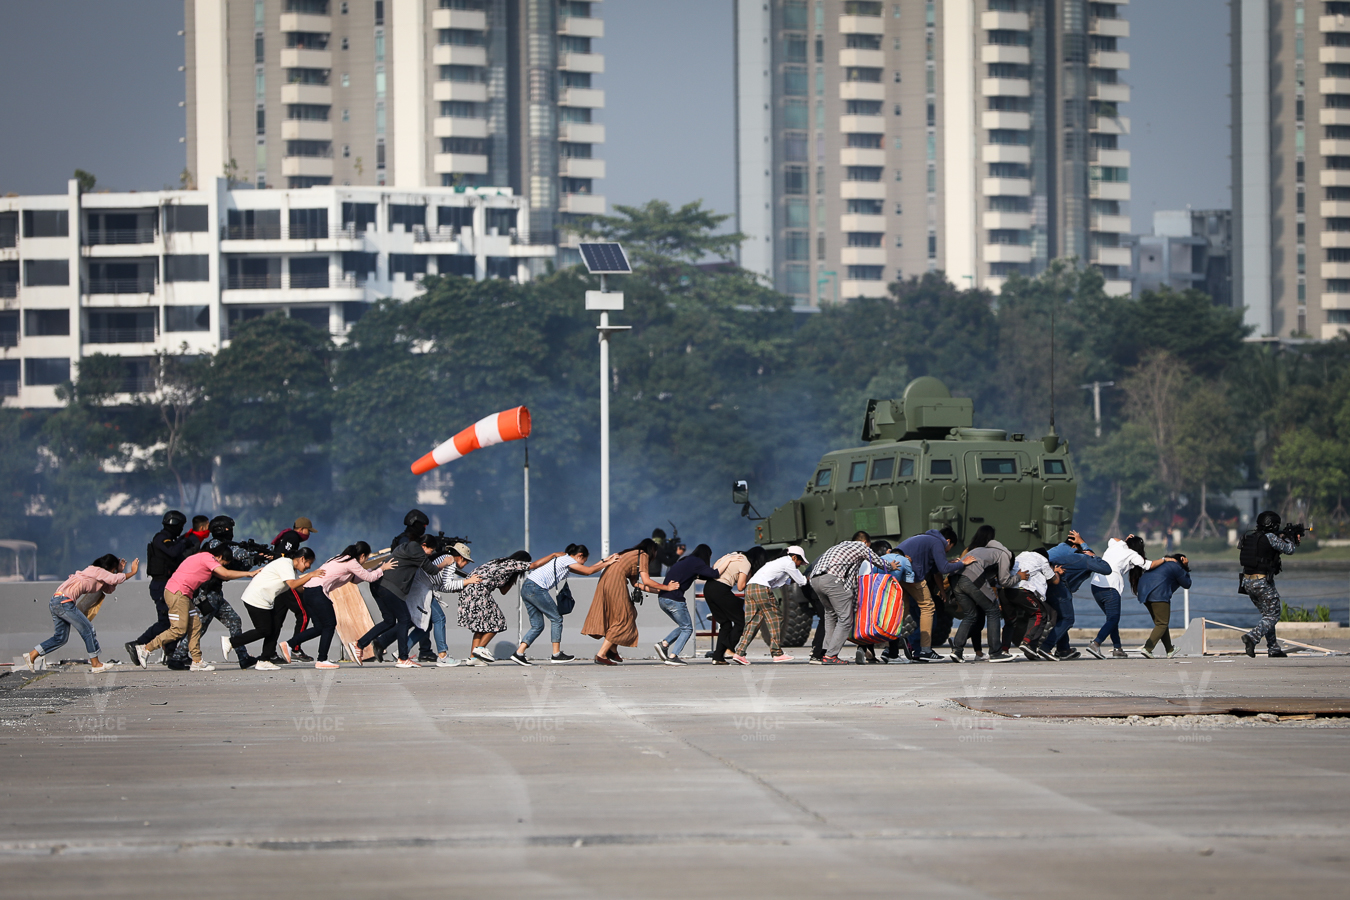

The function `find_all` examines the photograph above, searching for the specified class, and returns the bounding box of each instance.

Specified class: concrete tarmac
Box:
[1,651,1347,899]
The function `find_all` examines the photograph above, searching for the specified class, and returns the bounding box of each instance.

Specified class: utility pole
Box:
[1080,381,1116,438]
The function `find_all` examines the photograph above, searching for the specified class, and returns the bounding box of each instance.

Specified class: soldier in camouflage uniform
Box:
[166,516,270,670]
[1238,510,1299,658]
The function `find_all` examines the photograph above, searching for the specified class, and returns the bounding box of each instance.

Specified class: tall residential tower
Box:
[186,0,605,247]
[735,0,1131,307]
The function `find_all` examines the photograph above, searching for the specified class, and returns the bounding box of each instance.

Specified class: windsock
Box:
[411,406,531,475]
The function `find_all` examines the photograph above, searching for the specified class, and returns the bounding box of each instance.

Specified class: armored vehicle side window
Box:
[1043,459,1067,475]
[848,461,867,483]
[815,469,833,488]
[870,457,894,481]
[981,458,1016,476]
[898,458,915,478]
[930,459,953,475]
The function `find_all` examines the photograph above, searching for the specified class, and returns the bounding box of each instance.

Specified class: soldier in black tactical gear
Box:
[166,515,272,670]
[132,510,200,649]
[1238,510,1300,658]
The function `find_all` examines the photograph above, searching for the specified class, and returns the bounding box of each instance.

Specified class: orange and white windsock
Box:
[411,406,531,475]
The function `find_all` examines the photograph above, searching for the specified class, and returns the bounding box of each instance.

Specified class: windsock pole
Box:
[520,442,529,643]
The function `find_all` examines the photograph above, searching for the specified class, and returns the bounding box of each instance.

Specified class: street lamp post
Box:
[1080,380,1116,438]
[580,243,632,557]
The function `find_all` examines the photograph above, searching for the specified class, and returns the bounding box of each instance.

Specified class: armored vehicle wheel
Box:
[779,583,814,648]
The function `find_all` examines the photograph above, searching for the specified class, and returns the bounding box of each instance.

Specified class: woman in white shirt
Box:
[1086,534,1161,659]
[514,543,617,665]
[228,548,325,670]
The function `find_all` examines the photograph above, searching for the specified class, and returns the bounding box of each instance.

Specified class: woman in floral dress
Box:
[457,550,557,664]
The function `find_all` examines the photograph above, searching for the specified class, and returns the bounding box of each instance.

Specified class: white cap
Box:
[787,546,806,559]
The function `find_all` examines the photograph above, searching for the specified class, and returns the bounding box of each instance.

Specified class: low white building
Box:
[0,179,555,408]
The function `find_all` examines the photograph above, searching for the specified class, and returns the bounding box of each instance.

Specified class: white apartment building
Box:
[186,0,604,254]
[735,0,1132,306]
[0,179,553,409]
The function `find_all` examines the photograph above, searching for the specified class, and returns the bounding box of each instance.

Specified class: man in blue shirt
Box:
[1136,554,1192,658]
[1039,530,1111,660]
[894,528,968,662]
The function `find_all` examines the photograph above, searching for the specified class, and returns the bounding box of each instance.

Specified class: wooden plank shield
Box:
[329,582,376,662]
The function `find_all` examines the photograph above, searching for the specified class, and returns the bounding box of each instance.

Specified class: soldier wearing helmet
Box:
[128,510,202,652]
[1237,510,1301,658]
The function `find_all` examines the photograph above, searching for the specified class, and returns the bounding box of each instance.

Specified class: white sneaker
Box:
[135,644,149,668]
[461,656,484,666]
[221,635,233,662]
[471,646,495,663]
[277,642,292,664]
[315,660,339,669]
[395,659,421,668]
[28,652,46,672]
[346,642,363,666]
[190,661,216,672]
[254,660,280,671]
[435,656,461,667]
[90,662,116,674]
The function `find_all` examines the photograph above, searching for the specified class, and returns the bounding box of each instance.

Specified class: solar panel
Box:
[578,242,632,274]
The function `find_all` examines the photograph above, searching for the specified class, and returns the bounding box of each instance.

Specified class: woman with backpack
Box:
[513,544,618,666]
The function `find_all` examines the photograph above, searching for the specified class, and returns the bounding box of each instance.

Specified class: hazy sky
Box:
[0,0,1228,236]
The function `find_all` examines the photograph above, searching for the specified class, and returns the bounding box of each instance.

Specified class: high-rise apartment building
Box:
[1233,0,1350,340]
[186,0,605,248]
[735,0,1131,307]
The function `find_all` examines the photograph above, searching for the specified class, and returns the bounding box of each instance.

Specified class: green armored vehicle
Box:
[744,376,1077,559]
[737,376,1077,646]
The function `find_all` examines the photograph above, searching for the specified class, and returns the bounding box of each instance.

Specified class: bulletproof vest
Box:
[1239,530,1281,576]
[146,530,177,579]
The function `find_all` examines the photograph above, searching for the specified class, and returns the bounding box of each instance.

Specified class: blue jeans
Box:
[658,596,693,657]
[1040,584,1076,653]
[413,597,449,656]
[520,579,562,647]
[38,595,100,657]
[1091,585,1123,649]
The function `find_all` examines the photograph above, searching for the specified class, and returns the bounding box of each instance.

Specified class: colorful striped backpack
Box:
[854,573,905,644]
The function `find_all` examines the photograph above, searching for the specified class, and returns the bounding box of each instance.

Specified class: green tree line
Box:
[3,200,1349,573]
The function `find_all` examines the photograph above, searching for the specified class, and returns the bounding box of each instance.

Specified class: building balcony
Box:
[985,243,1033,263]
[1321,231,1350,248]
[841,280,889,299]
[840,214,886,232]
[1101,279,1131,297]
[983,211,1032,230]
[838,15,885,35]
[559,15,604,38]
[433,153,489,175]
[1323,139,1350,156]
[982,110,1031,130]
[982,144,1030,164]
[1091,246,1133,267]
[1321,169,1350,187]
[559,122,605,143]
[433,81,488,102]
[279,12,331,33]
[839,181,886,199]
[1322,322,1350,340]
[560,87,604,108]
[1091,82,1131,103]
[281,83,332,105]
[839,81,885,101]
[1321,291,1350,309]
[982,78,1031,98]
[282,156,334,177]
[1323,261,1350,278]
[841,147,886,166]
[1090,181,1131,200]
[1090,50,1130,70]
[1321,15,1350,33]
[1321,45,1350,64]
[82,228,158,246]
[1321,107,1350,125]
[434,116,488,138]
[1090,17,1130,38]
[281,120,333,140]
[1091,114,1131,134]
[432,8,486,30]
[1324,200,1350,217]
[981,10,1030,31]
[841,247,886,265]
[839,114,885,134]
[280,48,332,70]
[559,157,606,179]
[433,45,487,67]
[1091,214,1133,234]
[84,278,158,295]
[982,177,1032,197]
[981,45,1030,65]
[1092,148,1131,167]
[1321,77,1350,95]
[559,193,606,215]
[839,48,885,68]
[82,327,157,344]
[559,52,605,73]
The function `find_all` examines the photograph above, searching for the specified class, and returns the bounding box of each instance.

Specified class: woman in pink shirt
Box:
[288,541,393,668]
[26,553,139,674]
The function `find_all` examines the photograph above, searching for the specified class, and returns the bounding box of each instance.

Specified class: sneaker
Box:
[949,650,966,663]
[346,643,363,666]
[373,644,386,664]
[730,654,751,666]
[315,660,339,669]
[1019,644,1039,661]
[395,659,421,668]
[510,652,533,667]
[254,660,280,671]
[277,643,292,664]
[123,641,140,667]
[1267,646,1288,658]
[1139,647,1154,659]
[914,649,946,663]
[1085,641,1105,660]
[461,656,485,666]
[472,647,496,663]
[771,652,795,662]
[1242,634,1257,658]
[711,658,730,665]
[822,655,851,665]
[190,661,216,672]
[663,656,688,666]
[807,656,824,665]
[435,656,461,668]
[293,648,314,663]
[90,662,116,674]
[1112,648,1128,659]
[1055,650,1082,661]
[134,644,150,668]
[987,651,1015,662]
[221,636,233,662]
[1035,647,1057,661]
[653,641,670,662]
[418,651,438,663]
[973,653,988,663]
[551,652,576,662]
[1166,648,1180,658]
